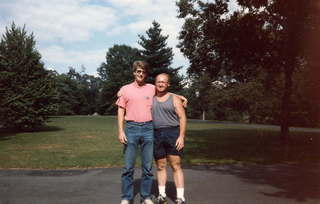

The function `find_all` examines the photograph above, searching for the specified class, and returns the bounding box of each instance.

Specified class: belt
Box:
[126,120,152,125]
[154,126,179,130]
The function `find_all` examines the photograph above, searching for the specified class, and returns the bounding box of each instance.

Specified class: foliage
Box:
[177,0,320,133]
[97,44,141,115]
[0,23,57,130]
[54,67,101,115]
[138,21,184,92]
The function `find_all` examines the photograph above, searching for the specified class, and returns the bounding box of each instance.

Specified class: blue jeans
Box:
[121,121,154,201]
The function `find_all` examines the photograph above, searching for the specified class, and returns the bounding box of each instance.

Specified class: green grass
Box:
[184,122,320,165]
[0,116,319,169]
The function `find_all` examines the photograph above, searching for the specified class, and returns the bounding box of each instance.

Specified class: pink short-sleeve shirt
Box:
[116,82,155,122]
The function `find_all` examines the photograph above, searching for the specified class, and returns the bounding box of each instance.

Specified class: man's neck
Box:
[134,80,145,86]
[156,91,169,98]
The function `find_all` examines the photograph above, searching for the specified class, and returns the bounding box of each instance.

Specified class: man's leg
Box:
[140,123,154,201]
[121,123,138,201]
[168,155,185,201]
[156,158,167,197]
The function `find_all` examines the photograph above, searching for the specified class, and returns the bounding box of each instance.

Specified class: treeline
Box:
[0,21,183,130]
[1,0,319,134]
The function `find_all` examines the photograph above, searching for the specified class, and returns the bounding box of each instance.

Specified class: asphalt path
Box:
[1,163,320,204]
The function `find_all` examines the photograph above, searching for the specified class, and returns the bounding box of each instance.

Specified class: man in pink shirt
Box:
[116,61,155,204]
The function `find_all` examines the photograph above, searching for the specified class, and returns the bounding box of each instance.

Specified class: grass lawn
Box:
[0,116,319,169]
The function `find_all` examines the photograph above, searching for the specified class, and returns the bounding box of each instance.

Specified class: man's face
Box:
[155,74,170,93]
[133,68,147,83]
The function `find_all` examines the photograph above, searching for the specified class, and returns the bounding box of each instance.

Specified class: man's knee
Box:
[170,160,182,172]
[156,160,167,171]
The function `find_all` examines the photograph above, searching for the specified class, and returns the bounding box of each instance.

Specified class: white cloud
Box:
[41,45,106,75]
[0,0,117,42]
[0,0,189,75]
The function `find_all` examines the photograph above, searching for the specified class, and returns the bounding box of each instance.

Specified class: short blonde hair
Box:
[132,60,149,73]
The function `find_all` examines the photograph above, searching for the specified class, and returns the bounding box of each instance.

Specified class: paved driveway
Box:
[0,164,320,204]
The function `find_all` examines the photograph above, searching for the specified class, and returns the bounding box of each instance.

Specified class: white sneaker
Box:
[142,198,154,204]
[120,199,130,204]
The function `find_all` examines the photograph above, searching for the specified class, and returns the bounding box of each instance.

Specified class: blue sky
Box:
[0,0,238,76]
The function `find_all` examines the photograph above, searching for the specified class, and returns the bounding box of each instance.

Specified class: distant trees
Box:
[54,67,101,115]
[0,23,57,130]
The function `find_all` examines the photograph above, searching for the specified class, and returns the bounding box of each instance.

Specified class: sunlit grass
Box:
[0,116,319,169]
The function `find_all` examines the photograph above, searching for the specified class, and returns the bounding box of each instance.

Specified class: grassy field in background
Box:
[0,116,319,169]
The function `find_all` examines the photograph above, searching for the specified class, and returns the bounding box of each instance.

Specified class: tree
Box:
[97,44,141,115]
[177,0,319,140]
[54,67,102,115]
[0,23,57,130]
[138,21,184,92]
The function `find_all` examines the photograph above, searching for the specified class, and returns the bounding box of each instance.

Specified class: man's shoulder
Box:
[120,82,134,90]
[145,83,155,89]
[171,94,182,106]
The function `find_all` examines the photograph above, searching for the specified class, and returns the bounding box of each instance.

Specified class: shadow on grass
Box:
[0,125,64,140]
[185,164,320,202]
[133,179,176,202]
[183,127,320,202]
[184,127,320,164]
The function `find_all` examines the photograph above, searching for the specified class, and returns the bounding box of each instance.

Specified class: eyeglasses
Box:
[135,70,146,74]
[156,81,168,84]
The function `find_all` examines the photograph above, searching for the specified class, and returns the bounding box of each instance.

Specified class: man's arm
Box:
[173,95,187,151]
[170,93,188,108]
[117,106,127,144]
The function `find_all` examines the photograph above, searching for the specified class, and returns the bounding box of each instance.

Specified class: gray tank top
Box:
[152,94,179,128]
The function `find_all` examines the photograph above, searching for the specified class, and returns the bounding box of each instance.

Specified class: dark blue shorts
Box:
[154,126,183,160]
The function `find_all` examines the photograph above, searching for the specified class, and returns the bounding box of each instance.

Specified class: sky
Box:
[0,0,238,76]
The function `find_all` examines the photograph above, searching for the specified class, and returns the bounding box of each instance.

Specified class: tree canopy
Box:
[0,23,57,130]
[177,0,320,138]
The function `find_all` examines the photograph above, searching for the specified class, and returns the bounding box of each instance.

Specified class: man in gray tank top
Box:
[152,73,187,204]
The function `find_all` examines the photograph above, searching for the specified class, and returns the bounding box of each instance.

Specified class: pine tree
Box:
[0,23,57,130]
[138,21,184,92]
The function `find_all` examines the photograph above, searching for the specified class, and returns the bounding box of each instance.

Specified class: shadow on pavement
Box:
[185,164,320,202]
[183,127,320,202]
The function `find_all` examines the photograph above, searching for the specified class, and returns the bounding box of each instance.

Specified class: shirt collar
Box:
[132,80,146,88]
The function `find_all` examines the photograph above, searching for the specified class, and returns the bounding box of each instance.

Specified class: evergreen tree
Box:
[138,21,184,92]
[0,23,57,130]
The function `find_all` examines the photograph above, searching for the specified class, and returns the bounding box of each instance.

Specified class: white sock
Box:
[159,185,166,197]
[177,188,185,201]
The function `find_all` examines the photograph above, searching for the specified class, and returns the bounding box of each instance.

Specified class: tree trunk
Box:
[202,110,206,120]
[280,67,293,142]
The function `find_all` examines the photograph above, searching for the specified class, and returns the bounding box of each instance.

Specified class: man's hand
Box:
[118,131,127,144]
[170,93,188,108]
[117,90,122,97]
[180,96,188,108]
[175,136,184,151]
